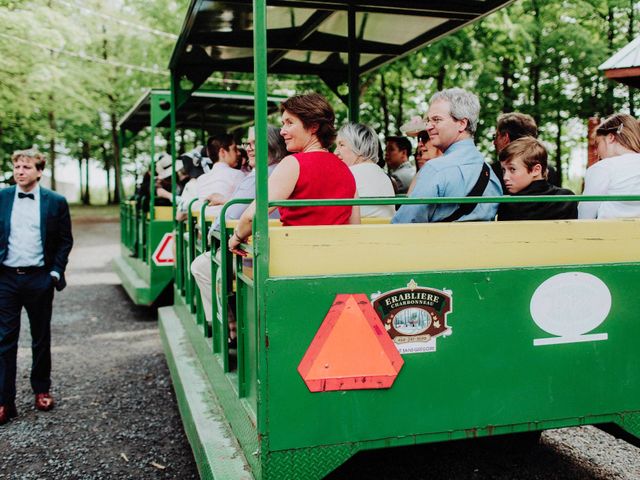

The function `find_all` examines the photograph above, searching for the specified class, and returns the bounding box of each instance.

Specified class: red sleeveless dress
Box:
[278,151,356,226]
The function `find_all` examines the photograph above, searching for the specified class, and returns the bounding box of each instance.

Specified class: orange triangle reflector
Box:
[298,294,404,392]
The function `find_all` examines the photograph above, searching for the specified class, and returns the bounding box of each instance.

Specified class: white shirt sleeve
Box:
[578,162,609,219]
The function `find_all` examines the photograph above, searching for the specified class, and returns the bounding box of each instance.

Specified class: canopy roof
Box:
[170,0,514,92]
[600,35,640,89]
[118,89,285,136]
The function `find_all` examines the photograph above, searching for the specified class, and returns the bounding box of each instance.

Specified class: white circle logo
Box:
[530,272,611,338]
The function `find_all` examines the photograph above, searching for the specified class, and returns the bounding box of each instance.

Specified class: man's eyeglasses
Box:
[242,141,256,150]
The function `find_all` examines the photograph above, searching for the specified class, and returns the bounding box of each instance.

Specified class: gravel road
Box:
[0,218,198,479]
[0,216,638,480]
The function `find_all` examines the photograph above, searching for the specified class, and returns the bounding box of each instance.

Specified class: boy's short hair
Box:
[499,136,548,175]
[12,149,46,171]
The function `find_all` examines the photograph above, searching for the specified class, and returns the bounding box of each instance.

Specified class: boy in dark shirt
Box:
[498,137,577,221]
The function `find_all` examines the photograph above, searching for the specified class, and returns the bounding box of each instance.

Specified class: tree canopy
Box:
[0,0,637,199]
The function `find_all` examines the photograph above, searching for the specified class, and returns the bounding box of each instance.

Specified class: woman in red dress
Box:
[229,93,359,251]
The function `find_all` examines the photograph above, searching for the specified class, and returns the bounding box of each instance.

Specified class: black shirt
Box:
[498,180,578,221]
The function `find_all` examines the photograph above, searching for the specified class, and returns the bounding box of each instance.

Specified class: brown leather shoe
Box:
[0,403,17,425]
[34,393,54,411]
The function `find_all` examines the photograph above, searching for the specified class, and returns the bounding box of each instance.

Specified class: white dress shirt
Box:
[4,185,44,267]
[578,153,640,219]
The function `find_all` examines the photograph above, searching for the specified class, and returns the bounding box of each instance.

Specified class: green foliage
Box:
[0,0,637,196]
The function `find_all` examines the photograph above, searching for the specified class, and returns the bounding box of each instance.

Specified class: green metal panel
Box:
[261,263,640,451]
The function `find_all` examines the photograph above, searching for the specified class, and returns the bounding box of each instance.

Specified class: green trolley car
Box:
[154,1,640,479]
[114,88,282,306]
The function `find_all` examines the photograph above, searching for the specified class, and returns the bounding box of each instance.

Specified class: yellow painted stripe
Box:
[361,217,391,224]
[268,219,640,276]
[153,206,173,221]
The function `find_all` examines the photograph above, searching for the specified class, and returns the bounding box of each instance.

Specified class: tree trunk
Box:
[629,0,635,116]
[48,107,56,191]
[110,113,120,204]
[102,24,120,204]
[436,64,446,91]
[104,138,112,205]
[397,82,404,134]
[502,56,514,112]
[555,110,562,187]
[530,0,542,126]
[78,157,84,204]
[604,4,616,114]
[380,72,390,138]
[81,140,91,205]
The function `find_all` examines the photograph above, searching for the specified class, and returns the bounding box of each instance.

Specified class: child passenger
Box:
[497,137,577,221]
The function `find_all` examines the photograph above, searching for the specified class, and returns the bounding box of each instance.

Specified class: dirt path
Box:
[0,219,198,479]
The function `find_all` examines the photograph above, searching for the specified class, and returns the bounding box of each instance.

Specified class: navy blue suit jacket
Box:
[0,185,73,291]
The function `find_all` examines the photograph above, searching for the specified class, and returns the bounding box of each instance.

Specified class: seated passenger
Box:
[154,154,188,205]
[579,113,640,219]
[392,88,502,224]
[492,112,560,188]
[399,117,442,172]
[190,126,288,341]
[195,134,245,217]
[228,92,359,251]
[208,126,288,231]
[497,137,577,221]
[385,135,414,194]
[335,123,395,218]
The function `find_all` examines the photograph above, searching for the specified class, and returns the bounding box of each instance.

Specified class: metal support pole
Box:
[253,0,269,446]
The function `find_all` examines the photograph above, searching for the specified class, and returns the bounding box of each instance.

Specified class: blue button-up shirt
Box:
[4,185,44,267]
[392,139,502,224]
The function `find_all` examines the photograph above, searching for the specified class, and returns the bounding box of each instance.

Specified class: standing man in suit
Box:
[0,149,73,425]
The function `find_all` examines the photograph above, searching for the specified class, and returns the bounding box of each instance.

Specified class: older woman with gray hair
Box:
[392,87,502,224]
[335,123,395,218]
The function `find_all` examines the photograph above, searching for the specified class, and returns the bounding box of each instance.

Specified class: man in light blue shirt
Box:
[393,88,502,224]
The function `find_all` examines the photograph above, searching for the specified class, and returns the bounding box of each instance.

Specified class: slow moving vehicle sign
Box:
[152,233,174,266]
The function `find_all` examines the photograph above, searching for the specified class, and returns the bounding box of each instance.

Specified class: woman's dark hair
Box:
[280,93,336,148]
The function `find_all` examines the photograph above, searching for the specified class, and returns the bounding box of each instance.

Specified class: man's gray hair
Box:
[430,88,481,135]
[337,122,379,163]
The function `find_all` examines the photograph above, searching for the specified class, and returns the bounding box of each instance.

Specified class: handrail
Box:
[218,198,253,376]
[268,194,640,208]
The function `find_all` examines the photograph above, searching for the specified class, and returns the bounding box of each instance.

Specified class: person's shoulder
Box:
[551,185,575,196]
[0,185,15,196]
[422,155,453,173]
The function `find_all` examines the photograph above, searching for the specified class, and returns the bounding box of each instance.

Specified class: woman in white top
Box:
[334,123,395,218]
[579,113,640,219]
[194,133,245,217]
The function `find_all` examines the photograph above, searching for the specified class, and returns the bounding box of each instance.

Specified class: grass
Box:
[69,203,120,221]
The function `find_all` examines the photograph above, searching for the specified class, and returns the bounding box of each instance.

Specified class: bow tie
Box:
[18,192,35,200]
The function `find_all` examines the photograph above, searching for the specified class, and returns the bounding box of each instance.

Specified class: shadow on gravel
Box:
[327,434,616,480]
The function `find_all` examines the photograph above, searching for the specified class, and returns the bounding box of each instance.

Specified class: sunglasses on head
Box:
[596,123,624,136]
[417,131,429,143]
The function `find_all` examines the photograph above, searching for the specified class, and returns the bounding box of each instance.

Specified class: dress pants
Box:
[0,268,54,405]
